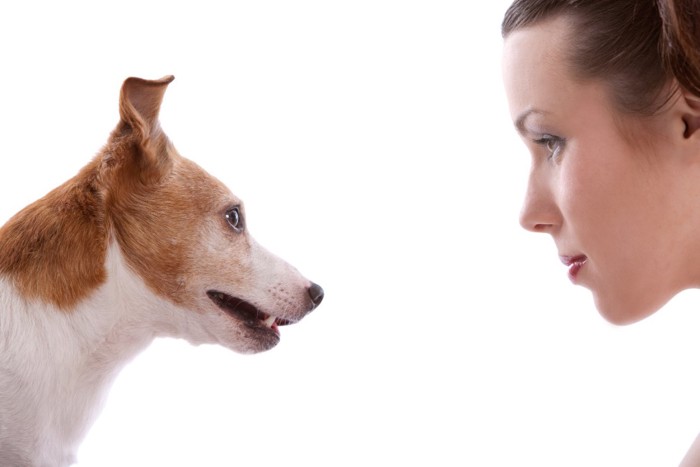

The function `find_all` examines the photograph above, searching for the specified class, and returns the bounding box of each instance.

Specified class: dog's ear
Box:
[119,75,174,139]
[112,75,175,185]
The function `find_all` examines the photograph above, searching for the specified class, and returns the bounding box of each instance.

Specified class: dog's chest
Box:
[0,282,104,464]
[0,266,160,466]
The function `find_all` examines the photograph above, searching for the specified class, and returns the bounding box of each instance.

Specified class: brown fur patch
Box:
[0,159,107,309]
[0,76,186,311]
[105,145,233,307]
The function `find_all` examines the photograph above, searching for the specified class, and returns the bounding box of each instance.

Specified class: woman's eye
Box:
[225,207,243,232]
[535,135,565,161]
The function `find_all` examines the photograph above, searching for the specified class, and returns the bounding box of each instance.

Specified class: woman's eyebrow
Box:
[514,108,546,135]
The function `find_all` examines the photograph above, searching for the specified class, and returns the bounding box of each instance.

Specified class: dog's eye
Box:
[225,207,243,232]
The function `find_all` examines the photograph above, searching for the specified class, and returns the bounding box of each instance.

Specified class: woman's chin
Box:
[592,290,674,326]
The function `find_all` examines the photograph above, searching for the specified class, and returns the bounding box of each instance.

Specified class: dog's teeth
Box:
[263,315,276,328]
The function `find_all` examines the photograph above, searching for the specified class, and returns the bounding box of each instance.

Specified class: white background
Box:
[1,1,700,466]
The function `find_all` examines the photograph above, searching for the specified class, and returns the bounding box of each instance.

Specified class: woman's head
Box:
[503,0,700,115]
[502,1,700,324]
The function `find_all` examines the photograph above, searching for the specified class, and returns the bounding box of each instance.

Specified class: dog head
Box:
[100,76,323,353]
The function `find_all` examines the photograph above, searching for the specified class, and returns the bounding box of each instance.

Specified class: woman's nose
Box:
[519,170,560,233]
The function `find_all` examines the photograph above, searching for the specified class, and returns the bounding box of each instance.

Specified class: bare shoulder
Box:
[680,433,700,467]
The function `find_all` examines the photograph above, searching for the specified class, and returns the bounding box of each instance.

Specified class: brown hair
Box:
[502,0,700,115]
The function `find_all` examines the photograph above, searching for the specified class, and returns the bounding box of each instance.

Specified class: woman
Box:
[501,0,700,464]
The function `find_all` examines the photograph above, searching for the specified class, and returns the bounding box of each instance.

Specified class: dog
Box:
[0,75,323,466]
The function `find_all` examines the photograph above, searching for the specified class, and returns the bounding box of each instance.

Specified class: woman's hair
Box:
[502,0,700,115]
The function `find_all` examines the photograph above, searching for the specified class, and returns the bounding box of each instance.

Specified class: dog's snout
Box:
[308,282,324,308]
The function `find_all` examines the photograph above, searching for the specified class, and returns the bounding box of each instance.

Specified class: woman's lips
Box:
[559,255,588,282]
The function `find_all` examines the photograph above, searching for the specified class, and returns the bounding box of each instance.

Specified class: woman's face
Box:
[502,17,700,324]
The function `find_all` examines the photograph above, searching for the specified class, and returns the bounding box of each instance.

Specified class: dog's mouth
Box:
[206,290,295,335]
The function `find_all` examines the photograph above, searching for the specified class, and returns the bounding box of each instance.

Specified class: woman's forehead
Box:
[502,19,573,118]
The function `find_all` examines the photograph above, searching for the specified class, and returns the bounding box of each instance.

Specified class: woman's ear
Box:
[682,89,700,139]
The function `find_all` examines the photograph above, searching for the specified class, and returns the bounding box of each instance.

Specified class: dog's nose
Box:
[308,282,324,307]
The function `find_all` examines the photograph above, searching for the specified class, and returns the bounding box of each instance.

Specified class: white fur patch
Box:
[0,243,194,465]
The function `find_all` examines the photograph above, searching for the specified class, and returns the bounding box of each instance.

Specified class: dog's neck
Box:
[0,242,195,466]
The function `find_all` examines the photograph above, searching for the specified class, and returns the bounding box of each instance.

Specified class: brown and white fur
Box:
[0,76,323,466]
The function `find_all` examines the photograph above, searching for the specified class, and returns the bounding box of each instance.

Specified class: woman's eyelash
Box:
[533,135,565,160]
